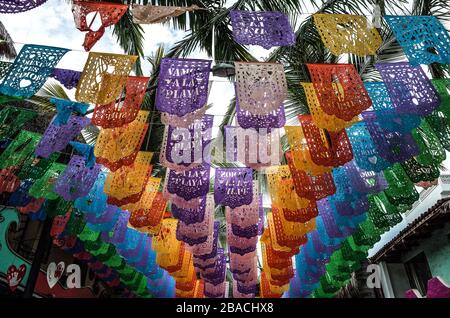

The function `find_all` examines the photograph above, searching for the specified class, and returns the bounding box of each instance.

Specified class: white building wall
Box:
[368,173,450,258]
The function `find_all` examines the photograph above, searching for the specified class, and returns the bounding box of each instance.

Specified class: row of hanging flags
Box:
[1,1,450,298]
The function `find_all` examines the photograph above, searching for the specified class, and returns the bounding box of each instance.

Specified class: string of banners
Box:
[1,1,450,298]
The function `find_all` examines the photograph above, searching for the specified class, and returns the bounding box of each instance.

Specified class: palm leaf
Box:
[26,81,70,114]
[0,21,16,59]
[112,8,145,75]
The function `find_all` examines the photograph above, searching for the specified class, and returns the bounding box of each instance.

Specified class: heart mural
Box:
[368,156,378,164]
[47,261,65,289]
[7,264,26,292]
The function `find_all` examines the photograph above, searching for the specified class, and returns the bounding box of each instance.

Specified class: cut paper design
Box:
[417,180,440,194]
[74,171,108,215]
[352,218,381,247]
[368,192,402,230]
[302,82,357,132]
[50,98,89,126]
[50,68,81,90]
[229,249,257,280]
[8,180,34,207]
[284,126,332,176]
[92,76,150,128]
[313,14,382,56]
[375,62,440,116]
[343,161,387,194]
[43,197,72,218]
[282,200,319,224]
[160,105,208,128]
[267,211,308,250]
[35,115,90,158]
[0,106,36,140]
[76,52,137,104]
[0,44,69,98]
[104,151,153,206]
[412,120,446,167]
[28,162,66,200]
[260,272,283,298]
[431,79,450,117]
[131,4,201,24]
[317,199,354,238]
[266,165,310,211]
[235,62,287,116]
[0,0,47,13]
[0,167,20,193]
[72,1,128,51]
[0,130,41,170]
[214,168,253,209]
[203,257,226,298]
[235,90,286,129]
[85,204,120,233]
[164,164,210,205]
[402,157,440,184]
[192,221,219,262]
[272,205,315,240]
[122,176,161,212]
[153,218,181,257]
[24,201,46,218]
[64,211,87,236]
[129,192,167,235]
[383,163,419,207]
[176,196,215,246]
[426,109,450,152]
[330,188,368,218]
[156,58,211,117]
[261,245,293,290]
[299,115,353,167]
[307,63,372,121]
[364,82,421,133]
[286,151,336,201]
[362,111,419,163]
[0,61,11,80]
[69,141,95,168]
[346,122,390,172]
[384,15,450,65]
[172,195,209,225]
[54,155,101,201]
[160,115,213,171]
[230,10,295,49]
[18,198,44,218]
[225,185,262,235]
[50,210,72,237]
[226,204,260,256]
[94,110,149,171]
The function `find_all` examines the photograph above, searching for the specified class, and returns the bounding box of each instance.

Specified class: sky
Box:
[3,0,450,284]
[2,1,450,168]
[0,0,237,130]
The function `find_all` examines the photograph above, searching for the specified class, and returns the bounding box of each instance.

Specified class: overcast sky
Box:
[0,0,238,129]
[2,1,450,170]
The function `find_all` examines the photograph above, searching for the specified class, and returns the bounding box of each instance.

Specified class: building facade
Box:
[368,174,450,298]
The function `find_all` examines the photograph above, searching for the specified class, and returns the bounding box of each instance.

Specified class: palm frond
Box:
[113,9,146,75]
[26,81,70,114]
[80,124,100,146]
[0,21,17,59]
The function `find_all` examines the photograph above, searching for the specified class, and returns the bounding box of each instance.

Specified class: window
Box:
[404,252,432,295]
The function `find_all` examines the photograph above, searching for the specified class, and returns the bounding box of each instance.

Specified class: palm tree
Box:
[22,0,450,145]
[0,21,16,59]
[26,0,450,296]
